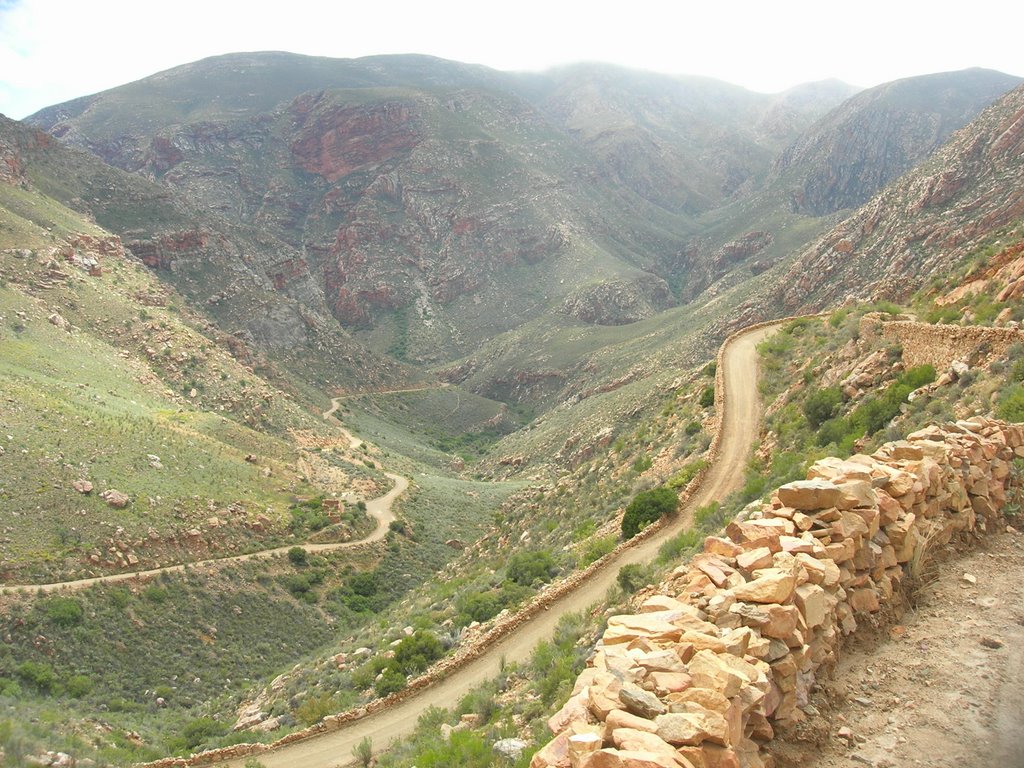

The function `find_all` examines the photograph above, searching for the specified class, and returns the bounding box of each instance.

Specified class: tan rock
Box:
[648,671,693,695]
[569,733,604,768]
[550,687,593,734]
[834,480,877,510]
[731,568,796,604]
[605,613,684,645]
[611,729,678,755]
[686,650,746,697]
[666,687,729,715]
[532,730,571,768]
[606,709,659,735]
[849,587,880,612]
[794,583,827,627]
[588,672,624,720]
[655,704,730,746]
[776,480,842,510]
[735,547,773,572]
[704,536,742,558]
[758,604,803,641]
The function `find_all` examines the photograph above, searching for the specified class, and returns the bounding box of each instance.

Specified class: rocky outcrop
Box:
[562,276,673,325]
[771,82,1024,315]
[531,418,1023,768]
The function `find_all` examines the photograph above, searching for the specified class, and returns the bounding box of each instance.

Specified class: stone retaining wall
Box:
[860,315,1024,372]
[529,417,1022,768]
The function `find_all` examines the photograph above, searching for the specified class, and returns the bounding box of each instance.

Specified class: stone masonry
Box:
[530,417,1023,768]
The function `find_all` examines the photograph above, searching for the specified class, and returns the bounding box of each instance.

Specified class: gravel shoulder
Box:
[772,527,1024,768]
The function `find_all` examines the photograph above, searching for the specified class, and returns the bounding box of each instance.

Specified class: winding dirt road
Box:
[219,322,780,768]
[0,473,408,597]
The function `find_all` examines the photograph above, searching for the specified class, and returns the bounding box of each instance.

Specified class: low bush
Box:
[621,487,677,539]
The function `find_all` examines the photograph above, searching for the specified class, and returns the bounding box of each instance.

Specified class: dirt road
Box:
[220,322,781,768]
[0,473,408,596]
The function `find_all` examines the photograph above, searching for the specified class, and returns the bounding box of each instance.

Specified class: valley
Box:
[0,49,1023,768]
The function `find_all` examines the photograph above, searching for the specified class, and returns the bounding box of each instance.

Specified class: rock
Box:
[531,731,571,768]
[656,705,730,746]
[606,709,659,735]
[100,489,130,508]
[735,547,773,572]
[494,738,529,760]
[776,480,842,510]
[794,583,827,628]
[980,636,1004,649]
[72,480,93,494]
[445,538,466,550]
[569,733,603,767]
[962,572,977,585]
[730,568,796,604]
[611,729,677,755]
[619,684,667,719]
[48,312,69,330]
[685,650,747,698]
[604,613,685,644]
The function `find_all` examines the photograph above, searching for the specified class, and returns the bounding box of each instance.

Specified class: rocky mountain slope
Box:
[23,54,1019,408]
[770,68,1022,215]
[767,81,1024,315]
[0,114,409,395]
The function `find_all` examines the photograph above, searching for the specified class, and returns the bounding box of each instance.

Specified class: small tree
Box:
[621,487,678,539]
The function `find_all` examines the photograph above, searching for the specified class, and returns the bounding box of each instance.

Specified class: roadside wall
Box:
[530,418,1023,768]
[860,315,1024,371]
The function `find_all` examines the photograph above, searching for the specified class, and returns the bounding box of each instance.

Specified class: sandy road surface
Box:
[220,322,780,768]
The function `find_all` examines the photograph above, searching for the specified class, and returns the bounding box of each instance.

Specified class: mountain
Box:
[22,53,856,366]
[19,54,1022,402]
[770,68,1023,215]
[771,81,1024,313]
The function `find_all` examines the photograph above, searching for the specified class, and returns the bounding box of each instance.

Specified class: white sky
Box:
[1,0,1021,119]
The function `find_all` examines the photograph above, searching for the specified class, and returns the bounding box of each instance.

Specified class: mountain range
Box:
[2,50,1024,764]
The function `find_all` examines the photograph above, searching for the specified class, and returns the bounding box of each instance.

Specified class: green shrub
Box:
[997,383,1024,422]
[295,691,337,726]
[174,717,228,751]
[393,631,443,675]
[16,661,58,694]
[802,386,843,428]
[581,535,616,566]
[287,546,308,566]
[617,563,653,593]
[667,459,708,489]
[507,550,556,587]
[699,384,715,408]
[684,421,701,436]
[621,487,678,539]
[65,674,92,698]
[43,596,84,627]
[375,666,407,698]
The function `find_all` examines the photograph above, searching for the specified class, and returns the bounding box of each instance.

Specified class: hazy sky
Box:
[1,0,1021,119]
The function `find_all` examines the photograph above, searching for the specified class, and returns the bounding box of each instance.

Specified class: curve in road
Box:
[217,321,781,768]
[0,473,408,596]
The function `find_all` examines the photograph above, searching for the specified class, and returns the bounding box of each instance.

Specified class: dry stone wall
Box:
[860,315,1024,371]
[530,417,1023,768]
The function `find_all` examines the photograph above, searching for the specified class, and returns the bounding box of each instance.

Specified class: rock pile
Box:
[531,417,1022,768]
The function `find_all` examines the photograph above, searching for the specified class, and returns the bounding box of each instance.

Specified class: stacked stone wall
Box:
[859,315,1024,371]
[530,418,1023,768]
